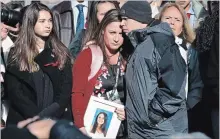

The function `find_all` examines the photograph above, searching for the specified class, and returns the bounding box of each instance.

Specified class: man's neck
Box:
[184,2,191,12]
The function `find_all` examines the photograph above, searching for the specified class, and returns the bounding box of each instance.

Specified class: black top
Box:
[93,63,125,104]
[32,69,54,113]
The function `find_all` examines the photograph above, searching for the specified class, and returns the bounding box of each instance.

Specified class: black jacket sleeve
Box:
[187,47,203,109]
[38,61,72,118]
[5,71,40,118]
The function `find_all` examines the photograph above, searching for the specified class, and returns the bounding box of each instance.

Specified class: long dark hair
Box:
[91,9,122,66]
[9,2,73,72]
[91,112,108,136]
[83,1,120,46]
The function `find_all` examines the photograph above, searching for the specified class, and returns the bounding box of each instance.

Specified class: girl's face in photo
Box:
[97,113,105,125]
[104,21,124,52]
[34,10,53,37]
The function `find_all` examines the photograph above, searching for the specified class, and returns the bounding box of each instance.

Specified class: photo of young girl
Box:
[90,108,113,138]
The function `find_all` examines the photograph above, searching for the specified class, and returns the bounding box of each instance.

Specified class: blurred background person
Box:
[68,1,120,59]
[4,2,73,126]
[175,0,208,30]
[1,1,21,40]
[51,0,88,47]
[1,2,21,127]
[147,0,163,18]
[38,0,63,9]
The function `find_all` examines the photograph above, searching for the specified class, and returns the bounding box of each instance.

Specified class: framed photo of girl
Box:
[84,96,124,139]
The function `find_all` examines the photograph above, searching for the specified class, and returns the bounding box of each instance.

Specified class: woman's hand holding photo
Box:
[115,108,126,121]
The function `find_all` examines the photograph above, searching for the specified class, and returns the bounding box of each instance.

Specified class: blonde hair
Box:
[159,3,195,43]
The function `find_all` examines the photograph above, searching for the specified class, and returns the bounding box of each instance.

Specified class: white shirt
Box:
[94,131,105,138]
[175,36,190,98]
[71,1,88,33]
[38,48,44,53]
[1,36,14,82]
[1,36,14,63]
[151,5,159,18]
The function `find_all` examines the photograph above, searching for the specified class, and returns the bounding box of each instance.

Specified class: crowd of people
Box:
[0,0,219,139]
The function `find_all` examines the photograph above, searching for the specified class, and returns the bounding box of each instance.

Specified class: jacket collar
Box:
[128,22,174,48]
[34,40,56,68]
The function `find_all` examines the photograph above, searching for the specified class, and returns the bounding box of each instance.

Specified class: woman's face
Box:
[1,23,8,40]
[97,113,105,125]
[97,2,116,23]
[161,6,183,36]
[104,21,123,52]
[34,10,53,37]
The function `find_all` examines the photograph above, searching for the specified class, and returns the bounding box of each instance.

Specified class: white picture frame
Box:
[84,96,124,139]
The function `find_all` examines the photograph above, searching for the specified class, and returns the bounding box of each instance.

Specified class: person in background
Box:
[147,0,163,18]
[1,1,22,41]
[38,0,63,9]
[52,0,88,47]
[159,1,203,133]
[175,0,208,30]
[5,1,24,11]
[196,1,219,139]
[72,9,127,138]
[68,1,120,59]
[117,0,127,8]
[1,2,20,127]
[5,2,73,125]
[199,0,208,10]
[121,1,189,138]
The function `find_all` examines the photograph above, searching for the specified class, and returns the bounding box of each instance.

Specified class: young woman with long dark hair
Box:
[5,2,73,125]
